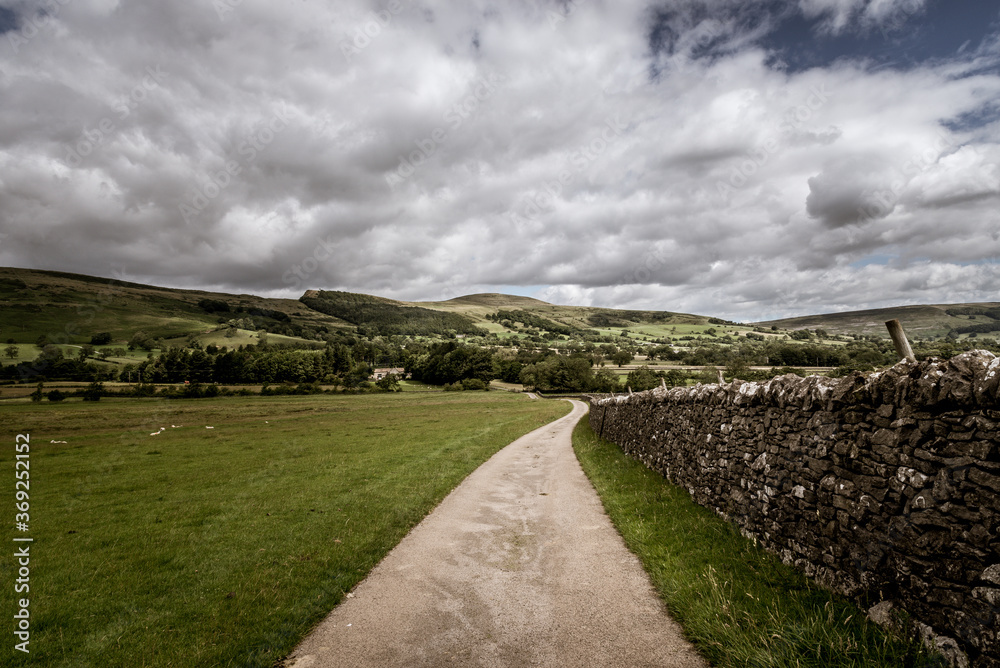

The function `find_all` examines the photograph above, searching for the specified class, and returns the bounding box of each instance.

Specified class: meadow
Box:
[0,392,569,666]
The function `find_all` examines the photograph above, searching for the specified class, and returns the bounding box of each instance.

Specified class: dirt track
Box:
[285,399,707,667]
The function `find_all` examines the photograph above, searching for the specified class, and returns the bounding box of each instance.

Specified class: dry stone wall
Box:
[588,351,1000,667]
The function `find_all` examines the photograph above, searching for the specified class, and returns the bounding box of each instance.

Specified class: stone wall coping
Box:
[590,350,1000,412]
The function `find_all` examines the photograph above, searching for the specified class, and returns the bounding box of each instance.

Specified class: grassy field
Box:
[572,419,933,668]
[0,392,569,666]
[397,379,441,392]
[164,329,323,350]
[0,344,156,366]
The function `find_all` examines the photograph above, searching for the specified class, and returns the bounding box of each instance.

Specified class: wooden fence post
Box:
[885,319,916,363]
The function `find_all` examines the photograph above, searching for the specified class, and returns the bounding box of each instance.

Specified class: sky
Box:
[0,0,998,321]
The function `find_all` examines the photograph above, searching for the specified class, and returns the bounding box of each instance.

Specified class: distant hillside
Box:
[757,303,1000,339]
[299,290,488,336]
[0,267,351,345]
[0,267,714,345]
[10,265,996,347]
[398,293,711,333]
[428,293,553,309]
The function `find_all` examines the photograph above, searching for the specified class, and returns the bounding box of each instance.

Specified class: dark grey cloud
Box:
[806,154,896,227]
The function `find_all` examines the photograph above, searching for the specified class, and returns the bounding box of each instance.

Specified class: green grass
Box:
[1,344,156,366]
[0,301,218,345]
[397,379,440,392]
[164,328,321,349]
[572,419,934,668]
[0,392,569,666]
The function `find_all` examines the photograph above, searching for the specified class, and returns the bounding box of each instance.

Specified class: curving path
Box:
[284,399,707,668]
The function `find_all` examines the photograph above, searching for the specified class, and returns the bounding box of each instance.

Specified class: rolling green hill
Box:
[299,290,488,336]
[399,293,713,334]
[4,266,994,348]
[756,302,1000,339]
[0,268,720,346]
[0,267,352,346]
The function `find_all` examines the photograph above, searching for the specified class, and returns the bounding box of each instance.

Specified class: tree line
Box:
[5,328,999,392]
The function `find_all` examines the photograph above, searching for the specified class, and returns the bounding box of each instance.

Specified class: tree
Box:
[3,344,17,360]
[663,369,689,387]
[625,366,661,391]
[30,382,44,402]
[197,298,231,313]
[78,344,95,360]
[697,366,721,384]
[519,356,596,392]
[342,362,371,389]
[128,331,154,351]
[47,389,66,402]
[375,373,401,392]
[82,382,104,402]
[611,351,632,367]
[188,349,214,382]
[592,368,620,392]
[724,356,751,381]
[90,332,112,345]
[37,345,64,363]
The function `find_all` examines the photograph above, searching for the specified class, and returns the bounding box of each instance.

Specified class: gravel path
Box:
[284,399,707,668]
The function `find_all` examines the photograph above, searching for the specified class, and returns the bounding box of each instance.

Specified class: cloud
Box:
[797,0,927,35]
[0,0,998,320]
[806,154,897,227]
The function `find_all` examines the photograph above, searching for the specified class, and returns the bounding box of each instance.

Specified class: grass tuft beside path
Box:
[1,392,569,667]
[572,419,936,668]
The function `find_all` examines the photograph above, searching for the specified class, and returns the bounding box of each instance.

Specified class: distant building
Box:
[372,367,406,380]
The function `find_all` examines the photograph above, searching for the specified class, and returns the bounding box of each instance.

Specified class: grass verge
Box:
[1,392,569,667]
[572,418,935,668]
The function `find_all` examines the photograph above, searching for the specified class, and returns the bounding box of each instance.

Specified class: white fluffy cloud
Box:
[0,0,998,320]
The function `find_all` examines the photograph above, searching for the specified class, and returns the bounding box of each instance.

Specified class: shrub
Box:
[47,389,67,402]
[375,374,402,392]
[132,383,157,397]
[82,382,104,401]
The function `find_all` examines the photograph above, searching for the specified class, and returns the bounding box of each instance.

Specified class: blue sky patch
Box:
[0,6,18,35]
